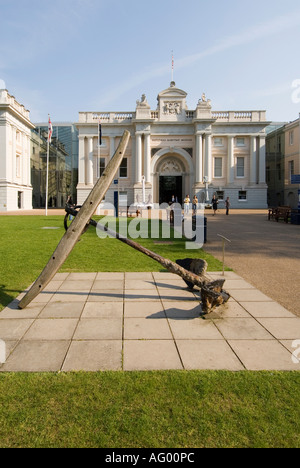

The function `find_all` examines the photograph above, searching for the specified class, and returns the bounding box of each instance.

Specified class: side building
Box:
[0,89,35,211]
[284,118,300,208]
[76,82,270,210]
[265,124,286,207]
[266,116,300,209]
[32,123,78,208]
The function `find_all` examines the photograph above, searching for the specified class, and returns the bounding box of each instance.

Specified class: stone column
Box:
[205,134,212,182]
[78,136,86,185]
[11,126,16,183]
[258,136,266,184]
[26,134,31,186]
[195,133,203,184]
[87,137,94,185]
[227,135,235,185]
[144,133,151,183]
[250,136,257,185]
[19,132,24,185]
[109,136,115,159]
[136,133,142,184]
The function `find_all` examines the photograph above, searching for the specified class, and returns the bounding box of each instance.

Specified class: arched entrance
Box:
[159,174,183,204]
[151,149,194,205]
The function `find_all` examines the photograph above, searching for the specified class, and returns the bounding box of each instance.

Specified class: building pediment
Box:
[157,82,188,100]
[157,82,188,121]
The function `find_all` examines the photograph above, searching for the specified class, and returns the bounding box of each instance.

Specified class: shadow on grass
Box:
[0,285,22,310]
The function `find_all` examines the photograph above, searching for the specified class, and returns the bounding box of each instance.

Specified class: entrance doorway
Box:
[159,176,182,205]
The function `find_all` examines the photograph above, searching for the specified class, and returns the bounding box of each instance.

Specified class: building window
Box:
[238,191,247,201]
[214,157,223,178]
[214,137,223,147]
[236,137,245,147]
[16,154,21,178]
[99,158,106,177]
[289,131,294,146]
[120,158,128,178]
[216,191,224,201]
[236,157,245,178]
[277,136,281,153]
[276,163,282,181]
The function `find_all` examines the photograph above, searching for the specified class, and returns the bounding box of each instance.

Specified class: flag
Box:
[99,123,102,146]
[48,116,53,143]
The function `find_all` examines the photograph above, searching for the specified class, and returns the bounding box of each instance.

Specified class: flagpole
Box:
[171,51,174,82]
[45,114,52,217]
[98,119,101,179]
[45,130,49,217]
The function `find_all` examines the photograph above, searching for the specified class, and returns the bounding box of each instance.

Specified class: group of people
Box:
[212,195,231,216]
[170,194,231,216]
[183,195,199,216]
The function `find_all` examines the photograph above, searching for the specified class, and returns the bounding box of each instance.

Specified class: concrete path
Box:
[203,209,300,318]
[0,271,299,372]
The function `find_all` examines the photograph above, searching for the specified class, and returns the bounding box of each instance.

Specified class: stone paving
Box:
[0,271,300,372]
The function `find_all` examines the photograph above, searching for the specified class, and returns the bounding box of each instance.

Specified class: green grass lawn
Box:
[0,370,299,448]
[0,215,223,311]
[0,215,299,448]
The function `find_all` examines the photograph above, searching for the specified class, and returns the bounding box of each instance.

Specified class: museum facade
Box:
[0,89,35,211]
[78,82,269,209]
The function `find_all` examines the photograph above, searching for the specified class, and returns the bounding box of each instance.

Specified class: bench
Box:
[268,207,276,220]
[119,206,140,217]
[268,206,291,223]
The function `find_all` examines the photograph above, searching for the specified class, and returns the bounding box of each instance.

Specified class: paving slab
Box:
[228,340,298,371]
[62,340,123,372]
[124,302,165,318]
[124,317,173,340]
[239,302,296,318]
[176,340,244,371]
[82,302,123,318]
[0,341,70,372]
[213,317,274,340]
[0,271,300,372]
[40,302,85,318]
[255,318,300,340]
[73,318,123,340]
[123,340,183,371]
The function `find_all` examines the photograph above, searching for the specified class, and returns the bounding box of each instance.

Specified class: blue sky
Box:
[1,0,300,123]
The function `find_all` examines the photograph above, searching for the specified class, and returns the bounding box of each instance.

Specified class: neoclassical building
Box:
[0,89,35,211]
[76,82,269,209]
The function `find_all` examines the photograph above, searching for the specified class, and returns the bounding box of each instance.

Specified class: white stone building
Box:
[76,82,269,209]
[0,89,34,211]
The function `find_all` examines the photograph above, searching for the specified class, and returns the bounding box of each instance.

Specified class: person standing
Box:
[184,195,190,215]
[212,195,218,216]
[192,195,198,215]
[225,197,230,216]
